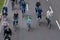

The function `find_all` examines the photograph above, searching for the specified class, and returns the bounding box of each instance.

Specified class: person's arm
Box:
[49,6,53,17]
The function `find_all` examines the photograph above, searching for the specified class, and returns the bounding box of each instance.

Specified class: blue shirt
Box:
[36,7,42,15]
[2,6,8,13]
[21,2,26,9]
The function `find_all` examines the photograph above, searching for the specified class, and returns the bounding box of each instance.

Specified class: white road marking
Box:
[26,4,29,11]
[56,20,60,29]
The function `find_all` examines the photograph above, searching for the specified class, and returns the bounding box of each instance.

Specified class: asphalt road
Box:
[0,0,60,40]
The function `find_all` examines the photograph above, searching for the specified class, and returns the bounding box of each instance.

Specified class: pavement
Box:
[0,0,60,40]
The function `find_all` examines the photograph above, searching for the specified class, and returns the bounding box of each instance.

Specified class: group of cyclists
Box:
[2,4,12,40]
[11,0,53,30]
[1,0,53,40]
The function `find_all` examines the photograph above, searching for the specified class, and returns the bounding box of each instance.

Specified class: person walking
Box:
[27,15,32,31]
[4,27,12,40]
[35,7,43,20]
[46,6,53,29]
[4,27,12,36]
[11,0,15,10]
[2,5,8,16]
[21,1,26,17]
[13,12,18,26]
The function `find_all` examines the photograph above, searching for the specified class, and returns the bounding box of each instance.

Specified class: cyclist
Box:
[35,7,42,20]
[2,10,8,21]
[4,27,12,40]
[2,5,8,16]
[21,1,26,17]
[13,12,18,26]
[46,6,53,29]
[27,15,32,31]
[11,0,15,10]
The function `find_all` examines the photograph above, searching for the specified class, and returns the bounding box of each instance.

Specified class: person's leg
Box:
[39,14,42,19]
[22,8,24,13]
[37,14,39,20]
[16,18,18,25]
[28,25,30,31]
[48,19,51,28]
[13,20,15,26]
[22,9,25,17]
[9,36,11,40]
[48,19,50,25]
[24,8,25,13]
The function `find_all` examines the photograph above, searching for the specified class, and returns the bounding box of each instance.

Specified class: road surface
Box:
[0,0,60,40]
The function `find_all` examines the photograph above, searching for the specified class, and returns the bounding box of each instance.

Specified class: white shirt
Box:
[26,4,28,11]
[2,21,9,27]
[46,6,53,19]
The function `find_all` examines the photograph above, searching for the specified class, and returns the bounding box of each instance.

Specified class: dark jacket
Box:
[2,7,8,14]
[36,7,42,15]
[14,13,18,19]
[21,1,26,9]
[4,28,12,36]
